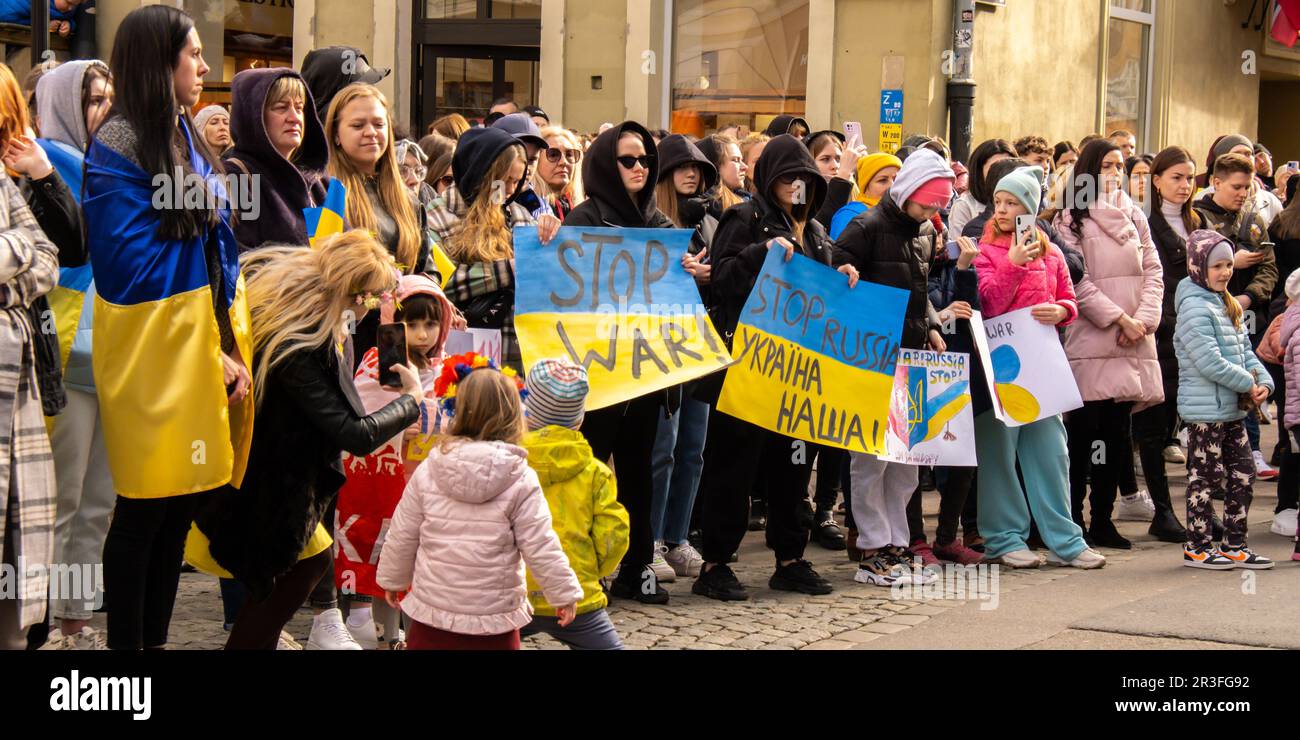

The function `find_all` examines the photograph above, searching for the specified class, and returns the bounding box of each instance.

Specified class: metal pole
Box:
[946,0,976,164]
[30,0,49,67]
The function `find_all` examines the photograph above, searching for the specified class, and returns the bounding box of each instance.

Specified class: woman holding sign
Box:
[562,121,678,604]
[694,134,858,601]
[973,167,1105,569]
[1054,138,1165,550]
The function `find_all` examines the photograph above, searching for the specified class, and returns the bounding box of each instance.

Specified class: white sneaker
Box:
[37,628,67,650]
[1254,450,1279,479]
[345,606,380,650]
[986,549,1042,569]
[1271,508,1299,537]
[1162,445,1186,464]
[38,626,106,650]
[276,630,303,650]
[1046,547,1106,569]
[306,608,364,650]
[1116,490,1156,521]
[650,542,677,583]
[664,542,703,577]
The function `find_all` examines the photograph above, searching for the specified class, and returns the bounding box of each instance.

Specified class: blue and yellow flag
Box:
[717,245,908,455]
[514,225,732,410]
[305,177,347,248]
[84,118,254,499]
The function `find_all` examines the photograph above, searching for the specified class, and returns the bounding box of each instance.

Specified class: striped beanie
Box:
[525,358,589,431]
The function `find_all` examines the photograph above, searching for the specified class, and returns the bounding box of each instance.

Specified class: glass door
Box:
[420,46,539,127]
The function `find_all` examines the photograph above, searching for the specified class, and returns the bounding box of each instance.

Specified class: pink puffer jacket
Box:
[974,228,1078,322]
[1053,192,1165,405]
[376,439,583,636]
[1280,272,1300,431]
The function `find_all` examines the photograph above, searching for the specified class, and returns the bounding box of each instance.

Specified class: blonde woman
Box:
[532,125,585,220]
[429,112,470,141]
[188,230,424,649]
[739,132,770,195]
[325,84,431,362]
[428,126,559,372]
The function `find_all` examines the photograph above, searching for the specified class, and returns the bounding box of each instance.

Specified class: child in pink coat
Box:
[973,167,1105,570]
[376,359,582,650]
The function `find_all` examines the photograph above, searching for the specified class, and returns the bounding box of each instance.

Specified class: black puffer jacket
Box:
[832,194,941,350]
[709,134,833,341]
[195,342,419,601]
[1147,204,1193,396]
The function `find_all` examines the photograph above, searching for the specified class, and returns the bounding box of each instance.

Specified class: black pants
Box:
[103,493,202,650]
[581,395,661,577]
[1133,396,1178,514]
[1278,426,1300,514]
[1067,399,1134,528]
[307,497,338,610]
[811,446,846,512]
[225,550,330,650]
[909,466,976,545]
[699,409,812,565]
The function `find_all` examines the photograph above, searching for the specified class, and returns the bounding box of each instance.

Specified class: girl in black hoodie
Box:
[693,134,859,602]
[564,121,676,604]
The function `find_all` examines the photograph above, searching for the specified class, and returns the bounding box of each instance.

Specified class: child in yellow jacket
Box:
[522,358,630,649]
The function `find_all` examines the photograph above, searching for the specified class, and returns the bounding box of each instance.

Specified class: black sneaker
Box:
[748,500,767,531]
[692,564,750,601]
[1088,519,1132,549]
[769,559,833,595]
[609,566,670,604]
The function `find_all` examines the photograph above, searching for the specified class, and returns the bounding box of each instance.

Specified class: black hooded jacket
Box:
[223,68,329,250]
[657,134,718,253]
[566,122,673,229]
[709,134,832,342]
[763,115,810,138]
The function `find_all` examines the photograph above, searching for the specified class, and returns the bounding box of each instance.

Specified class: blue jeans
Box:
[521,609,624,650]
[650,396,709,545]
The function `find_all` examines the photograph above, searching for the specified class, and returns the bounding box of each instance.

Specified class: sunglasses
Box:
[616,154,654,171]
[436,174,454,188]
[776,174,806,186]
[545,147,582,164]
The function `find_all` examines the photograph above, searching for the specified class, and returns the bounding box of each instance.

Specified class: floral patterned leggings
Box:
[1184,420,1253,549]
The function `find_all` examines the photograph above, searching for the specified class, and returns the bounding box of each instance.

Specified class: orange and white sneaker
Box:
[1183,544,1235,570]
[1216,544,1275,570]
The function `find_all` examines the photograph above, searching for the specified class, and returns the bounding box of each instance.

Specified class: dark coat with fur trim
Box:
[194,342,419,601]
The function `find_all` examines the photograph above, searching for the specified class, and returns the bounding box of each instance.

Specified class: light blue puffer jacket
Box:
[1173,277,1271,422]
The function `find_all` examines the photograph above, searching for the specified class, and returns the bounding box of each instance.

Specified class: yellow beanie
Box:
[854,153,903,207]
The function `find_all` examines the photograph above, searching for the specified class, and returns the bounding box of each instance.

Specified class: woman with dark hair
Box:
[1131,146,1199,543]
[949,138,1016,236]
[1053,138,1164,549]
[695,133,750,216]
[223,68,328,251]
[1052,141,1079,182]
[85,5,252,650]
[805,129,866,230]
[1125,153,1154,204]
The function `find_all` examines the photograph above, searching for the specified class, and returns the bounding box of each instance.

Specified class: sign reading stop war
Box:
[513,226,732,410]
[718,245,909,454]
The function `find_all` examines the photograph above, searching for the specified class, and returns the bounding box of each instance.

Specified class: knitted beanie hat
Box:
[525,358,589,431]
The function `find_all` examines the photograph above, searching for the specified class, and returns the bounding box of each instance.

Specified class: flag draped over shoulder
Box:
[83,118,254,498]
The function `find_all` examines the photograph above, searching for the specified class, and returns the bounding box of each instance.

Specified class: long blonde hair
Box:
[441,368,525,448]
[325,85,421,272]
[241,230,399,408]
[709,133,745,211]
[447,145,522,263]
[532,125,585,206]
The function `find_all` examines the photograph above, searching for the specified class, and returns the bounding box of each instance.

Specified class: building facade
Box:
[55,0,1300,162]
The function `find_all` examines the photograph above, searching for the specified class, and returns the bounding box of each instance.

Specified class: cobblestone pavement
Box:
[84,435,1281,650]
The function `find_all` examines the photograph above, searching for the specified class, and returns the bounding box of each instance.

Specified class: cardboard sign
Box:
[881,349,975,466]
[970,308,1083,426]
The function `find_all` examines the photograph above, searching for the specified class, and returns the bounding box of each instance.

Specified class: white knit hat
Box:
[525,358,589,431]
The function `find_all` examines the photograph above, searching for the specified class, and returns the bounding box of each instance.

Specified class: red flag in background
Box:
[1271,0,1300,47]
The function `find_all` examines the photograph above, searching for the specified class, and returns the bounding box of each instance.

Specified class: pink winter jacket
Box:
[376,439,584,636]
[1053,192,1165,405]
[1280,273,1300,431]
[974,228,1078,323]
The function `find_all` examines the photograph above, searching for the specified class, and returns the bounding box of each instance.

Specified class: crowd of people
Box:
[1,5,1297,652]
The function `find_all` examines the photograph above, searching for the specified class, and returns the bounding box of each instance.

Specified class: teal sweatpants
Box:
[974,411,1088,561]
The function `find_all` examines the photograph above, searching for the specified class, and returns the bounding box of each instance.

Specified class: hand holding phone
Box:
[1015,214,1036,250]
[843,121,862,148]
[377,323,409,389]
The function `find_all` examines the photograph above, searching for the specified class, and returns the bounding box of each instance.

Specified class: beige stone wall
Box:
[560,0,628,133]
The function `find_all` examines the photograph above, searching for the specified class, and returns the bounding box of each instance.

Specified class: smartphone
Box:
[843,121,862,147]
[377,323,408,389]
[1015,214,1036,250]
[945,240,960,261]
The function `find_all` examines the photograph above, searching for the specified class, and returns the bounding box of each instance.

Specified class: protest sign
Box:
[445,328,502,366]
[881,349,975,466]
[717,245,909,454]
[514,226,731,410]
[969,307,1083,426]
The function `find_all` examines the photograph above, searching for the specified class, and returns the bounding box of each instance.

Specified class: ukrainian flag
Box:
[83,117,254,499]
[37,138,91,372]
[305,177,346,248]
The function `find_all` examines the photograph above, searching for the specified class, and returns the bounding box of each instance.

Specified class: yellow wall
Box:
[829,0,947,144]
[970,1,1104,146]
[1159,1,1261,160]
[562,0,628,133]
